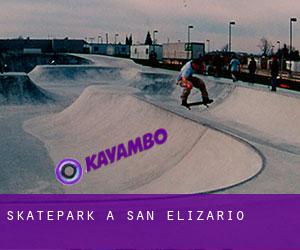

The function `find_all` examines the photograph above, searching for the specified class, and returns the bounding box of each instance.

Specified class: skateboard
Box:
[182,100,214,110]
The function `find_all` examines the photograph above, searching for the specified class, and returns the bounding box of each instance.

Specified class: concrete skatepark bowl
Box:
[1,54,299,194]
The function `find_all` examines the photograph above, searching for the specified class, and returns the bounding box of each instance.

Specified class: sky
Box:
[0,0,299,53]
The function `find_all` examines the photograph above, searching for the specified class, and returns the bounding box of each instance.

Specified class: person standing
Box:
[270,56,279,92]
[230,55,240,82]
[248,57,257,82]
[213,54,222,77]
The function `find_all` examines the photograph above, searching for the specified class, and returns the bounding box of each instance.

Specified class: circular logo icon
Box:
[55,158,83,185]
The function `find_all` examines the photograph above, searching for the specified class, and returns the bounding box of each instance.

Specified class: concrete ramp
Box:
[131,72,176,95]
[24,86,262,194]
[0,73,51,105]
[211,87,300,146]
[29,65,123,84]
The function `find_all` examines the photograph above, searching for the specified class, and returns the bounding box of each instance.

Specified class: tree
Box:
[258,37,272,56]
[128,34,133,45]
[144,31,152,45]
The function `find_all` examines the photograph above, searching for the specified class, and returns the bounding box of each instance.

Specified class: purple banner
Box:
[0,194,300,250]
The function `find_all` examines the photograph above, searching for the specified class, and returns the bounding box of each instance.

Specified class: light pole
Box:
[188,25,194,59]
[289,17,297,77]
[153,30,158,54]
[106,33,109,44]
[98,35,103,44]
[114,34,119,45]
[277,41,283,78]
[229,21,236,52]
[206,39,210,53]
[153,30,158,45]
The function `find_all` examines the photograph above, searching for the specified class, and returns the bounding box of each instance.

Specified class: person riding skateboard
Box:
[176,59,212,108]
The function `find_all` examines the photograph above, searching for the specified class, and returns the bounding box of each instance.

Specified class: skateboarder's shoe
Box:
[181,100,188,107]
[202,97,214,105]
[181,100,191,110]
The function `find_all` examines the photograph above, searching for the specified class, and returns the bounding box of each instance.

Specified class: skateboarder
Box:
[176,59,213,108]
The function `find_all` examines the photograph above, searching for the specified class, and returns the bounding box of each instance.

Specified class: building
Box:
[51,39,86,53]
[87,43,130,57]
[130,45,163,61]
[0,38,87,53]
[162,42,205,64]
[286,61,300,73]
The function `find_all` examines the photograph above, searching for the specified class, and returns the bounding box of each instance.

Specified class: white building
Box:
[163,42,205,63]
[87,43,130,57]
[286,61,300,73]
[130,45,163,61]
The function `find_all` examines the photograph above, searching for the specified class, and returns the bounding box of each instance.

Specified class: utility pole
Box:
[188,25,194,59]
[229,21,236,52]
[289,17,297,77]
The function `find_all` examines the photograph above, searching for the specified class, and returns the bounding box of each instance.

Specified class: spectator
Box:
[230,55,241,82]
[213,54,222,77]
[270,56,279,92]
[248,57,257,82]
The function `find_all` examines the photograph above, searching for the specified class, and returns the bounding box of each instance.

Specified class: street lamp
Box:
[153,30,158,54]
[289,17,297,77]
[106,33,109,44]
[114,34,119,45]
[153,30,158,45]
[206,39,210,53]
[229,21,236,52]
[277,41,283,78]
[188,25,194,59]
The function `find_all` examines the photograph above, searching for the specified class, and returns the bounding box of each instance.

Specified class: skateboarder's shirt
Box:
[177,60,195,81]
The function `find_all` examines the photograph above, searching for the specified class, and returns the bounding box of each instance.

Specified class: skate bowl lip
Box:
[1,72,28,76]
[28,64,124,85]
[29,64,123,72]
[209,85,300,148]
[134,95,266,194]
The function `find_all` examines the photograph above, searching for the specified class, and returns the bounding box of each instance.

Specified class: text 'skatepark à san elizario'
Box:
[6,209,245,222]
